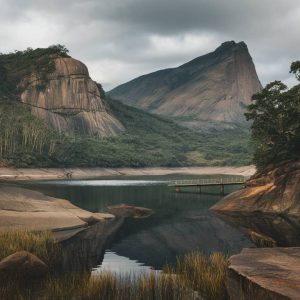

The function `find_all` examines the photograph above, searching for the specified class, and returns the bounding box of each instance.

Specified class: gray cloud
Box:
[0,0,299,89]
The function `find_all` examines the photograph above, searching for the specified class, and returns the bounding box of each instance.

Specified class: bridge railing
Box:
[169,176,246,186]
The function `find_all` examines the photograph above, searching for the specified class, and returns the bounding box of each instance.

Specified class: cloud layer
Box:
[1,0,299,89]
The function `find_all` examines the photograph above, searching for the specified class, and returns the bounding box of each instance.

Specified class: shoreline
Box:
[0,166,256,181]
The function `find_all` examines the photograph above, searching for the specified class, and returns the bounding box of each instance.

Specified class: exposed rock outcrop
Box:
[0,184,113,233]
[0,251,48,279]
[19,57,125,137]
[227,247,300,300]
[109,41,262,130]
[211,161,300,216]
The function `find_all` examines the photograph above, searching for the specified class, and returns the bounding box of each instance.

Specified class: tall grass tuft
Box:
[0,230,57,264]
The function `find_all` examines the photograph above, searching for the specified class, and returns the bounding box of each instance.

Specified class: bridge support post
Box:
[221,184,224,194]
[198,186,202,193]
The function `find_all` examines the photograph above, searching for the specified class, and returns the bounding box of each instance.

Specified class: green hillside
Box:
[0,96,252,168]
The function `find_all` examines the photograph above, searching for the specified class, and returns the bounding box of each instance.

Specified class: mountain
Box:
[0,46,252,167]
[109,41,262,130]
[0,46,124,137]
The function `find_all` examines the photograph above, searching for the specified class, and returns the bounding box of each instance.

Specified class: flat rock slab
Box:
[0,184,107,232]
[227,247,300,300]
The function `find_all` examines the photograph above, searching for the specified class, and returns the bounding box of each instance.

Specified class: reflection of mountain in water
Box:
[55,217,124,273]
[109,211,253,269]
[214,212,300,247]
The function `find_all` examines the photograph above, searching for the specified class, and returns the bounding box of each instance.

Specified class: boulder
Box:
[107,204,153,218]
[211,161,300,216]
[0,251,48,279]
[227,247,300,300]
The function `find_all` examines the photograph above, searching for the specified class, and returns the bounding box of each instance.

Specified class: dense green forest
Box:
[0,97,252,167]
[0,46,253,168]
[245,61,300,169]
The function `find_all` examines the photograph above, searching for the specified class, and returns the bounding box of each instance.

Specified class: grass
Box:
[0,230,57,264]
[0,231,228,299]
[0,231,227,300]
[248,230,276,248]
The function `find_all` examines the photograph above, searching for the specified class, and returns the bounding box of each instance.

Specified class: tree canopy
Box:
[245,61,300,168]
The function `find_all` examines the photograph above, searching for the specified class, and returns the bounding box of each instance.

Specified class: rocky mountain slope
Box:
[109,41,262,130]
[0,47,124,137]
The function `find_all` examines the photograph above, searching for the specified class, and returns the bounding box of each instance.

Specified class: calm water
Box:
[22,175,253,274]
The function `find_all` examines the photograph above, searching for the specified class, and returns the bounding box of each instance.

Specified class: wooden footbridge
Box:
[168,177,247,194]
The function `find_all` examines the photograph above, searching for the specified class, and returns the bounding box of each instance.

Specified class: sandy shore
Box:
[0,166,256,181]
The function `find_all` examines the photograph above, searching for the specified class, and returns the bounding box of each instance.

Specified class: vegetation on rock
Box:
[0,44,69,97]
[245,61,300,168]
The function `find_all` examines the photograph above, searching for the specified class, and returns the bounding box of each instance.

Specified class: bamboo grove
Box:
[0,101,57,164]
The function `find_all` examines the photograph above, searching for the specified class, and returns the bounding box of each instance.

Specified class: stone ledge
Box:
[227,247,300,300]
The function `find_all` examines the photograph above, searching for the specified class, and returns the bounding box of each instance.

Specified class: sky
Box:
[0,0,299,90]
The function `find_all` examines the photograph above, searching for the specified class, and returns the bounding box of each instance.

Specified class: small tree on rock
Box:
[245,61,300,168]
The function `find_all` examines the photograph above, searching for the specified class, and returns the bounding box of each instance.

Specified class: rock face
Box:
[227,247,300,300]
[20,57,124,137]
[0,251,48,279]
[109,41,262,130]
[0,184,113,233]
[211,161,300,216]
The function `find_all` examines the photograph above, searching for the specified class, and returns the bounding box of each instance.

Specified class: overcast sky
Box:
[1,0,299,90]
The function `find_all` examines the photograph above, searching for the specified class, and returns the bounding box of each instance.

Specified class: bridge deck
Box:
[169,177,247,194]
[169,177,246,187]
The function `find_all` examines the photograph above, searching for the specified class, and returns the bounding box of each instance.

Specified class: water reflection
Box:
[214,212,300,247]
[92,251,155,276]
[22,176,253,273]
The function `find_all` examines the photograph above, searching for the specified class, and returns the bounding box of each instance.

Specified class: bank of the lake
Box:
[0,165,256,181]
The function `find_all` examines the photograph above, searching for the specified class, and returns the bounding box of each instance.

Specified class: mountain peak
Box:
[109,41,261,131]
[215,40,248,53]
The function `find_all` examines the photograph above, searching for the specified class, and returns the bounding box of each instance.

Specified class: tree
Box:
[245,61,300,168]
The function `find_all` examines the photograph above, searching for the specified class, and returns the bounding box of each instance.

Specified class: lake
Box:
[22,175,254,274]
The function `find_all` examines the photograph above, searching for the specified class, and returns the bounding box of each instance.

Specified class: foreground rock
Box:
[0,184,113,233]
[227,247,300,300]
[212,161,300,216]
[0,251,48,279]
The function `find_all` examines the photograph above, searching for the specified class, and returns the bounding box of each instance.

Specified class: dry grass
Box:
[0,230,57,264]
[248,230,276,248]
[172,251,228,300]
[0,231,228,300]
